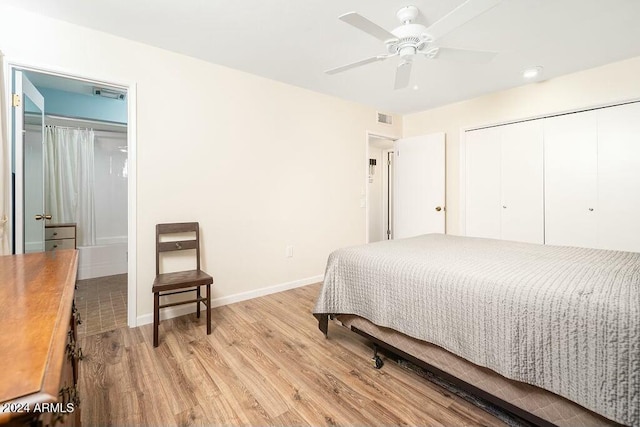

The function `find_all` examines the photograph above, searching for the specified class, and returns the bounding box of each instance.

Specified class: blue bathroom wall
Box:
[37,87,127,124]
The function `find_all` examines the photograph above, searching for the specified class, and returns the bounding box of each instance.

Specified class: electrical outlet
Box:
[286,245,294,258]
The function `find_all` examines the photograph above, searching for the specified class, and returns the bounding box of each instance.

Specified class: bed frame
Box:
[314,314,622,427]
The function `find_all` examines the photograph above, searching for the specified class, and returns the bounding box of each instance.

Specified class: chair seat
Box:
[153,269,213,293]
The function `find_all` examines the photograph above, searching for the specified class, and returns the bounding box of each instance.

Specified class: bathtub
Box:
[77,236,128,280]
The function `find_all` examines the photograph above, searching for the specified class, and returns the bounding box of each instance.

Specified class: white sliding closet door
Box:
[544,111,598,248]
[465,127,501,239]
[597,102,640,252]
[500,121,544,244]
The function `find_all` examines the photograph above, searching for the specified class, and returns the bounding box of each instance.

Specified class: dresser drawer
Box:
[45,239,76,251]
[46,227,76,240]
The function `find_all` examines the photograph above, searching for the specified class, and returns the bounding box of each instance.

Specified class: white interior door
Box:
[544,111,598,248]
[465,127,501,239]
[13,71,46,253]
[500,120,544,244]
[596,102,640,252]
[394,133,445,239]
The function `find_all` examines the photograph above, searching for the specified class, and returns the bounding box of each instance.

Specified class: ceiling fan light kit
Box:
[326,0,501,90]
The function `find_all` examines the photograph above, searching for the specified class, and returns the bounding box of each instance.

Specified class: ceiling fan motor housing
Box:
[387,23,432,56]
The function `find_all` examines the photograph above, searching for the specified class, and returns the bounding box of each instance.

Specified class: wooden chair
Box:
[152,222,213,347]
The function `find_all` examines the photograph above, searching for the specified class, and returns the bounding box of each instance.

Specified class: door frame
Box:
[12,70,45,254]
[382,148,394,240]
[3,59,138,328]
[365,131,396,243]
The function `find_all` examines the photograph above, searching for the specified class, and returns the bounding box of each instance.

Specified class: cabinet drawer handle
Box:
[52,232,58,236]
[588,208,594,211]
[72,303,83,325]
[71,385,81,406]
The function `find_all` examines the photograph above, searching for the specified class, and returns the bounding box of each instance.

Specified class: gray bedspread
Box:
[313,234,640,426]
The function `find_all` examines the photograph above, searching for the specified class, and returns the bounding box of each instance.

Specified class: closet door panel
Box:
[597,102,640,252]
[544,111,598,248]
[465,127,501,239]
[500,121,544,244]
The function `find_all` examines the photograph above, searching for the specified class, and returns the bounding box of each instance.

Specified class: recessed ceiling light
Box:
[412,85,419,90]
[522,66,543,80]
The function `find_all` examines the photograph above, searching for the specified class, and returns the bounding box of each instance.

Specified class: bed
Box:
[313,234,639,426]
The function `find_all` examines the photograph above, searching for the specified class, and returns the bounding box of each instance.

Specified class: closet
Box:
[464,101,640,253]
[465,120,543,244]
[544,111,598,248]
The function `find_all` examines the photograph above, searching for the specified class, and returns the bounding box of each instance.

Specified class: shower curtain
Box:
[44,126,96,246]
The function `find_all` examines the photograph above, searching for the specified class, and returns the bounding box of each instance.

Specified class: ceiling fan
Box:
[326,0,501,90]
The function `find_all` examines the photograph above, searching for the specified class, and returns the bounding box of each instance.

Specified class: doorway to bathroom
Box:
[367,134,395,243]
[11,68,131,336]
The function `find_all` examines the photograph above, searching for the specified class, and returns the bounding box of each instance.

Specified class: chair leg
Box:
[206,284,211,335]
[196,286,201,318]
[153,292,160,347]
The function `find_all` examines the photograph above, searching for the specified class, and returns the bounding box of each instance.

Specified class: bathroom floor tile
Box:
[76,273,127,338]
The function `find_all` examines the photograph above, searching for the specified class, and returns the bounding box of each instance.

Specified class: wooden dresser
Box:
[0,250,82,427]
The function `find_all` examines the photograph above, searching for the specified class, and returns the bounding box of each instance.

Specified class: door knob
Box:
[435,206,442,212]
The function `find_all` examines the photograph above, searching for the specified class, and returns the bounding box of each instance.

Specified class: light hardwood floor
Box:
[78,283,506,426]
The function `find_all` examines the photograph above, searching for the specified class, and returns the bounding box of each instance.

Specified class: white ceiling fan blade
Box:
[394,61,412,90]
[339,12,398,42]
[325,56,386,75]
[435,47,497,63]
[425,0,501,41]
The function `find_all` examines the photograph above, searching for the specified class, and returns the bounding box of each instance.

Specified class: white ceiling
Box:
[6,0,640,114]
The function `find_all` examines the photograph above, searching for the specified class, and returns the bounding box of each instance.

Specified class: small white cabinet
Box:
[45,223,77,251]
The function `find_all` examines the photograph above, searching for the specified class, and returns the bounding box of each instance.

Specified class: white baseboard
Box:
[136,274,324,326]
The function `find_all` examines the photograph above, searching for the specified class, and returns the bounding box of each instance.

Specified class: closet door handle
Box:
[435,206,442,212]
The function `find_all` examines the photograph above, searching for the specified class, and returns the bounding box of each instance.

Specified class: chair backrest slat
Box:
[157,222,198,234]
[158,240,198,253]
[156,222,201,275]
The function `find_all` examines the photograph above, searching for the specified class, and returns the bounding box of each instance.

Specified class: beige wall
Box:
[403,56,640,235]
[0,5,402,323]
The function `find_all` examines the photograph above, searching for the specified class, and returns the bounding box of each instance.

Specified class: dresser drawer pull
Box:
[72,303,83,325]
[66,343,83,361]
[75,346,84,361]
[71,385,81,406]
[58,386,70,405]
